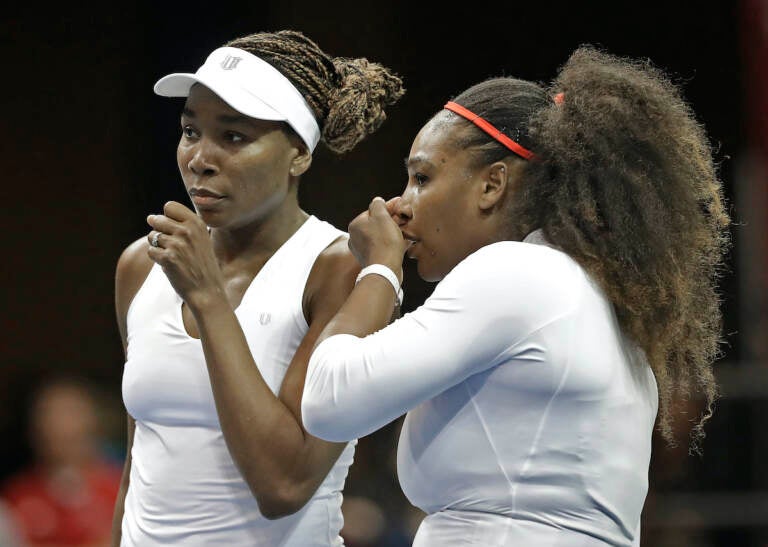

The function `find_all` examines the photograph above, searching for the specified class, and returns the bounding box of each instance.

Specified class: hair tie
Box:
[553,92,565,105]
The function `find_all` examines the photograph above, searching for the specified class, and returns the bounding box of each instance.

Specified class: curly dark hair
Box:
[225,30,405,154]
[449,45,731,453]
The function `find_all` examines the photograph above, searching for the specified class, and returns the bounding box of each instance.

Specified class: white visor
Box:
[153,46,321,151]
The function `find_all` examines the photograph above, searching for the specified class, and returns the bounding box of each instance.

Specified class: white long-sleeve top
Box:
[302,231,658,546]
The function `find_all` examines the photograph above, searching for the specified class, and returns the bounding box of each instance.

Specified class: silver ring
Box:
[150,232,161,248]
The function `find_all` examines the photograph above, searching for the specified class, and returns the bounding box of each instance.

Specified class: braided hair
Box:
[225,30,405,154]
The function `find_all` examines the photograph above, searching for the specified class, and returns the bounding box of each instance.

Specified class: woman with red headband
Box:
[301,45,731,546]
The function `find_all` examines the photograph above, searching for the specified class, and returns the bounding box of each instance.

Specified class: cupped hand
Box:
[348,196,408,277]
[146,201,225,309]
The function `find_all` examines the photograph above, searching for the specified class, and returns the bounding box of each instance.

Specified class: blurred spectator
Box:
[341,495,387,546]
[0,377,122,547]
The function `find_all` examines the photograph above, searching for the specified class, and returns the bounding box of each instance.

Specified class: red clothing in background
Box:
[1,462,122,547]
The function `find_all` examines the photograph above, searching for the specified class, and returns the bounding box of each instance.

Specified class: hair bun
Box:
[322,58,405,153]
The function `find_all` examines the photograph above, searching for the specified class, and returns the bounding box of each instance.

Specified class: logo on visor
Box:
[220,55,242,70]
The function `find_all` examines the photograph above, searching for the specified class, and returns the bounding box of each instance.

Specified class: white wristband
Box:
[355,264,403,306]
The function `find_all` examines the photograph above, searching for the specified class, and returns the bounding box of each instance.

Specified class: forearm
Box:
[315,274,398,345]
[304,313,447,442]
[191,298,317,509]
[304,264,513,441]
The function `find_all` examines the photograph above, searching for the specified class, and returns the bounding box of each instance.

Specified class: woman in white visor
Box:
[111,30,404,546]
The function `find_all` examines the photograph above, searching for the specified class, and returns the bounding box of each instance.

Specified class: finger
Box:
[147,230,165,249]
[369,196,389,217]
[147,214,182,235]
[163,200,196,222]
[384,196,401,216]
[368,196,386,214]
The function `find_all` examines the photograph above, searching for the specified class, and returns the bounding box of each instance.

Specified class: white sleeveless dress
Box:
[122,216,355,546]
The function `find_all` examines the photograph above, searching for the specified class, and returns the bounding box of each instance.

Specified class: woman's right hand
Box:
[347,196,408,277]
[146,201,225,312]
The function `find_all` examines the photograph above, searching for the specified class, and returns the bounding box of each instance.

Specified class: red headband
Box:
[444,101,536,160]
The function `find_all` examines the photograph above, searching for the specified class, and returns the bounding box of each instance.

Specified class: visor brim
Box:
[153,73,286,122]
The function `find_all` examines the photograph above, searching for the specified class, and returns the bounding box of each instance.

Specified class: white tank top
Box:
[121,215,355,546]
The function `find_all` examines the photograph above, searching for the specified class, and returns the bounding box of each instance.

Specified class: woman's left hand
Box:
[146,201,225,309]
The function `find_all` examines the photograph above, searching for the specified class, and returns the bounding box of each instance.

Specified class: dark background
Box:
[3,1,766,545]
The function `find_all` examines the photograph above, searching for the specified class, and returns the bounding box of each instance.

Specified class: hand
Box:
[348,196,408,277]
[146,201,225,309]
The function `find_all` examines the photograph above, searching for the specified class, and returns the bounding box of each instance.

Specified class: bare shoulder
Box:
[115,236,154,327]
[314,234,360,279]
[116,236,154,286]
